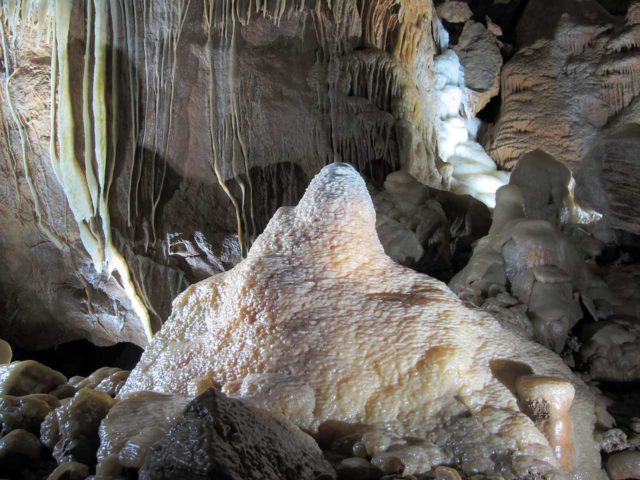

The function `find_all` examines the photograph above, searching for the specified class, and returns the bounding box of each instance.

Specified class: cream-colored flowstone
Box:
[123,163,606,479]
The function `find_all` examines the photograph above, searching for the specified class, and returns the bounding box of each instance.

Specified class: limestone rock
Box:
[575,258,640,382]
[450,152,598,353]
[0,393,59,436]
[436,1,473,24]
[487,1,640,171]
[606,450,640,480]
[375,213,425,267]
[454,21,503,116]
[139,388,335,480]
[0,429,42,473]
[575,124,640,235]
[370,442,447,475]
[0,340,11,365]
[515,0,616,48]
[486,15,503,37]
[67,367,130,398]
[47,462,90,480]
[579,318,640,382]
[49,384,78,401]
[433,48,509,207]
[73,368,122,391]
[371,170,492,279]
[449,148,640,385]
[44,387,116,466]
[94,371,130,398]
[166,232,242,282]
[599,428,629,454]
[123,163,606,479]
[0,360,66,396]
[335,457,383,480]
[0,0,443,350]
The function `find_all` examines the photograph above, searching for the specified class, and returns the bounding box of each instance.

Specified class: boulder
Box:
[140,389,335,480]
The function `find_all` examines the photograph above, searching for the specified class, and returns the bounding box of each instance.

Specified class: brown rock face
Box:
[454,21,503,116]
[43,387,116,466]
[122,163,606,479]
[0,0,441,349]
[486,0,640,171]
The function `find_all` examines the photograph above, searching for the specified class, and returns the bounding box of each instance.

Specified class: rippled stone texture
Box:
[123,163,606,478]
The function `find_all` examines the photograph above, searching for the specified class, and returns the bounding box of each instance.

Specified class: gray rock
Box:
[97,391,189,471]
[436,1,473,23]
[454,21,502,116]
[140,388,335,480]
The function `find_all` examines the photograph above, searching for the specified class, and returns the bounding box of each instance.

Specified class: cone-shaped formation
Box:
[122,163,605,479]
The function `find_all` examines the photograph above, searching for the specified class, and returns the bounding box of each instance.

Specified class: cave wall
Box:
[0,0,442,349]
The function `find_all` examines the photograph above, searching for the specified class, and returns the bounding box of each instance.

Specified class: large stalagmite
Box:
[123,163,606,479]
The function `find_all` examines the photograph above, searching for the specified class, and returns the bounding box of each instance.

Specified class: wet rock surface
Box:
[44,388,116,466]
[607,449,640,480]
[0,428,41,470]
[47,461,90,480]
[140,388,335,480]
[0,358,132,478]
[0,393,59,436]
[97,391,189,471]
[0,360,67,397]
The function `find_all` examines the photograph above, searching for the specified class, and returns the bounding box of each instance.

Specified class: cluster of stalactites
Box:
[1,0,54,45]
[201,0,442,257]
[1,1,156,342]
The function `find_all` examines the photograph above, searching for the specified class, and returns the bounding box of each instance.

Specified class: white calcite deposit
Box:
[450,151,602,353]
[433,40,509,208]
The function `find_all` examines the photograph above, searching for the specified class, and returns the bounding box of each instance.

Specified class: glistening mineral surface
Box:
[122,163,606,479]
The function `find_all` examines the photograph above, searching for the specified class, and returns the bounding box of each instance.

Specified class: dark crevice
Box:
[10,340,143,378]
